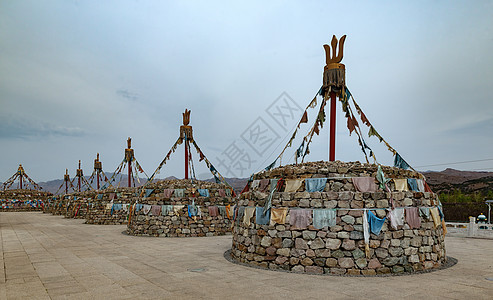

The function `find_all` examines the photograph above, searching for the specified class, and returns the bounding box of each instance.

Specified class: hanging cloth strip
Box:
[243,207,255,226]
[284,179,304,193]
[218,206,226,217]
[163,189,174,198]
[145,189,154,198]
[363,210,370,259]
[135,203,143,212]
[161,205,172,216]
[198,189,209,197]
[150,205,161,216]
[251,180,260,190]
[188,203,199,217]
[143,205,152,215]
[405,207,421,229]
[218,189,226,197]
[305,178,327,192]
[393,179,409,191]
[263,179,281,216]
[313,209,336,229]
[416,179,425,193]
[430,207,440,228]
[394,153,410,170]
[367,210,386,235]
[225,205,233,219]
[351,177,378,193]
[259,179,270,193]
[424,182,433,193]
[255,207,270,225]
[208,206,219,217]
[419,207,430,219]
[173,205,185,216]
[407,178,419,192]
[235,206,245,225]
[174,189,185,197]
[289,209,312,230]
[270,208,288,226]
[388,208,405,230]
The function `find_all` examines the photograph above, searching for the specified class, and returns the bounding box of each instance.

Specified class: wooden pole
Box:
[329,91,337,161]
[185,139,189,179]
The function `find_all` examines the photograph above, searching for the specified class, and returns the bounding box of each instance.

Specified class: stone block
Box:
[305,266,323,274]
[342,239,356,251]
[295,238,308,250]
[337,231,350,239]
[382,257,399,266]
[352,248,365,259]
[282,238,294,248]
[341,215,355,224]
[260,236,272,247]
[375,248,388,258]
[301,257,313,266]
[314,249,331,257]
[388,247,404,257]
[376,200,389,208]
[310,237,325,249]
[338,257,355,268]
[368,258,382,269]
[325,258,338,267]
[324,200,338,208]
[276,248,290,256]
[306,249,315,257]
[350,231,364,240]
[291,265,305,273]
[326,238,342,250]
[302,230,317,240]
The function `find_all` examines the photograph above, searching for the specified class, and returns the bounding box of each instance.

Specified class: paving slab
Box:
[1,212,492,299]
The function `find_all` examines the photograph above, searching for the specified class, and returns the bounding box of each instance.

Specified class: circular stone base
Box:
[225,249,457,277]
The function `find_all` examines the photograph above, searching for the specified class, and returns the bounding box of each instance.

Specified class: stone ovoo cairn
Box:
[47,195,70,215]
[127,179,235,237]
[231,161,446,275]
[85,187,138,225]
[0,189,52,211]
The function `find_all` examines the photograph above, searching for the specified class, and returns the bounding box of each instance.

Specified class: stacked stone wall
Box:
[85,187,137,225]
[231,161,447,275]
[0,189,52,212]
[127,179,235,237]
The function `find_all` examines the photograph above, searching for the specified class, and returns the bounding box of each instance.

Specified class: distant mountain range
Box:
[3,168,492,196]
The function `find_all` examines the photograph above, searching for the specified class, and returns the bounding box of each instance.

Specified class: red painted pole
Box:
[97,171,100,190]
[20,175,23,189]
[185,140,189,179]
[65,180,68,194]
[128,160,132,187]
[78,176,81,192]
[329,91,337,161]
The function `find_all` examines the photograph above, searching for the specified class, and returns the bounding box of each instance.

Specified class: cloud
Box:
[0,113,85,139]
[116,89,140,102]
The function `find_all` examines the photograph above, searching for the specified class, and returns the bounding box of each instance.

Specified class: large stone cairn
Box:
[0,189,52,211]
[231,161,446,275]
[127,179,235,237]
[84,187,137,225]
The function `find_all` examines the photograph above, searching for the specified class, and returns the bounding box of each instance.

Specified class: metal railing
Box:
[446,217,493,238]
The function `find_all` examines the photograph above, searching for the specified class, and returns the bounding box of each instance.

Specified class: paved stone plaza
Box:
[0,212,491,299]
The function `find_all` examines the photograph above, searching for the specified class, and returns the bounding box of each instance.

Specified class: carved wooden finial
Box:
[323,35,346,66]
[127,137,132,149]
[183,109,191,126]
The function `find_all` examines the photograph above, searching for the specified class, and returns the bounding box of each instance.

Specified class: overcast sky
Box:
[1,0,493,182]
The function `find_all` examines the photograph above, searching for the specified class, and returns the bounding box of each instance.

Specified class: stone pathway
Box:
[0,212,492,299]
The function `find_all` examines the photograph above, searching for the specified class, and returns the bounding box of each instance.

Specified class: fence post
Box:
[468,217,476,237]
